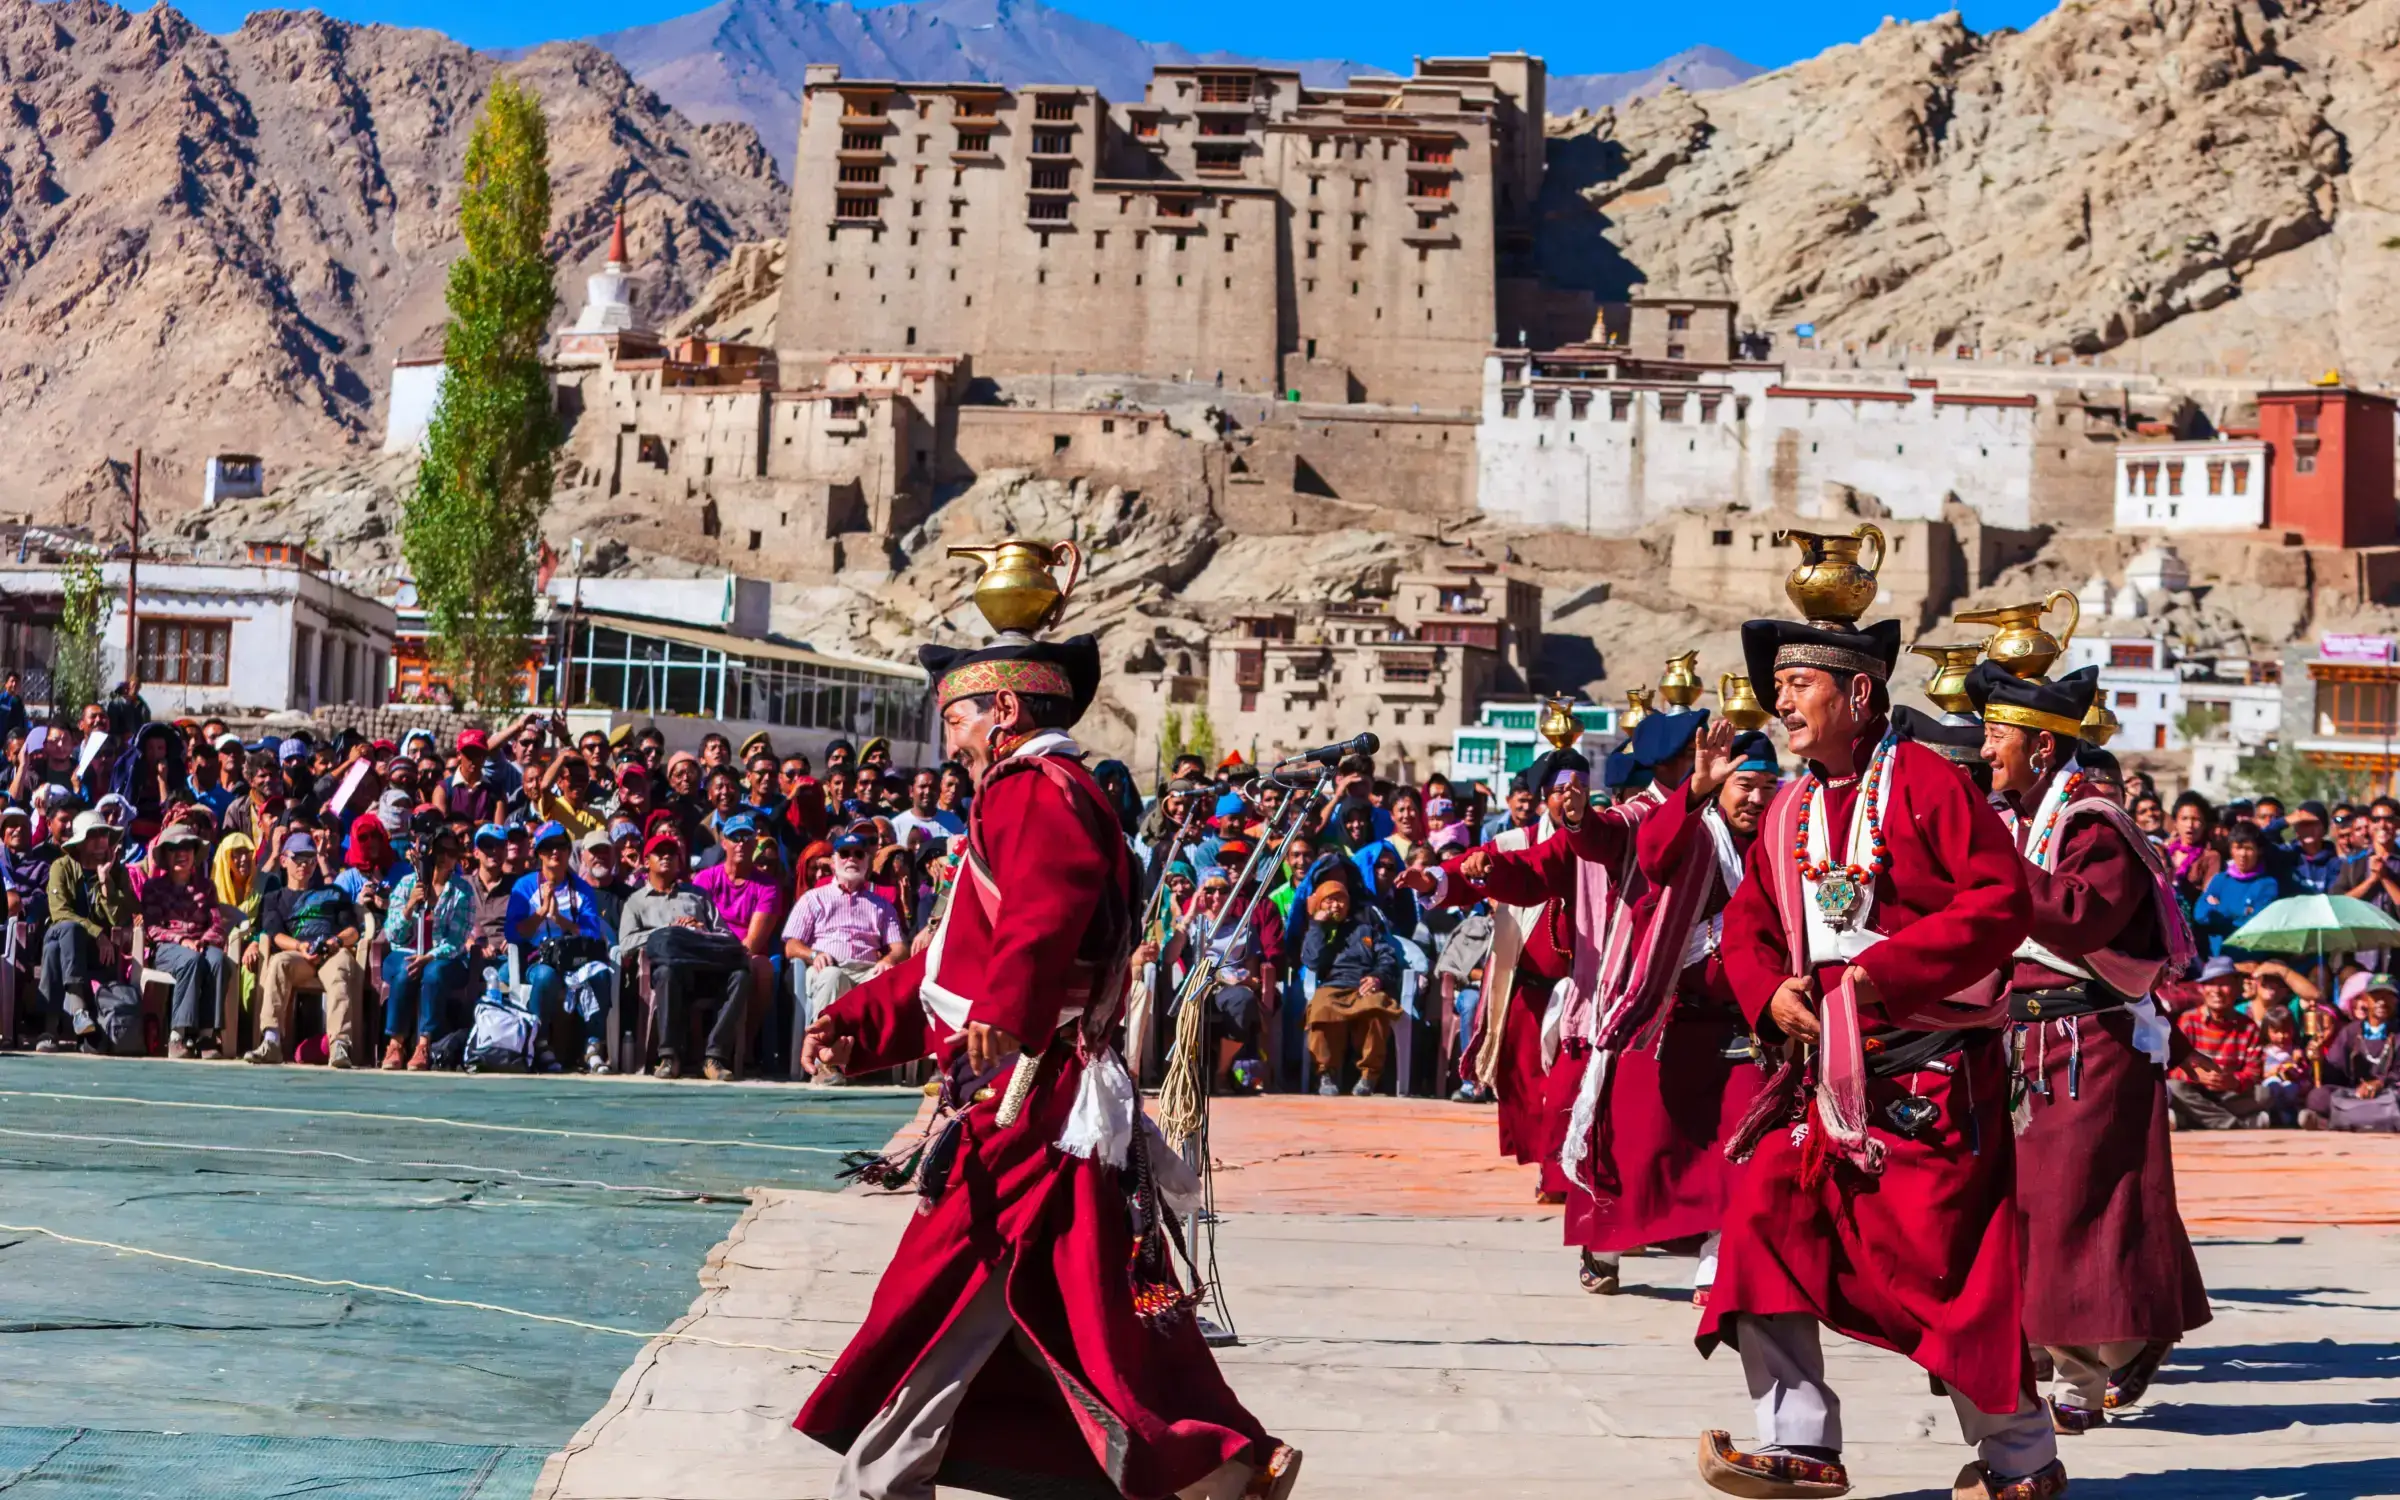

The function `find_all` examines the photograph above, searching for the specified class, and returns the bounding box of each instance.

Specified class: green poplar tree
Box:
[403,76,559,709]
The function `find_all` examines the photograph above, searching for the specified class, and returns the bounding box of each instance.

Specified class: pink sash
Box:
[2043,796,2198,995]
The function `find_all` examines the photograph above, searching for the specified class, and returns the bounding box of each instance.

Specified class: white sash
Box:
[1677,803,1745,971]
[2009,756,2172,1065]
[1799,740,1895,968]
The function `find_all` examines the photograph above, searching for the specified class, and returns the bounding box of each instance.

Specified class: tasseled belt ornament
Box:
[837,1053,1000,1209]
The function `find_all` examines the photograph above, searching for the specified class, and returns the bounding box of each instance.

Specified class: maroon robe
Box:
[794,751,1271,1499]
[1437,831,1582,1169]
[1701,724,2034,1417]
[1563,784,1768,1253]
[2009,791,2211,1350]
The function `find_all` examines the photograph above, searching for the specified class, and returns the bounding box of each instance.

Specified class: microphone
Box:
[1274,732,1379,769]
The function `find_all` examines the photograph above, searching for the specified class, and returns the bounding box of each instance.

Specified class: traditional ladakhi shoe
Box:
[1242,1443,1302,1500]
[1697,1430,1851,1498]
[1579,1251,1621,1296]
[2104,1340,2170,1409]
[2047,1397,2104,1435]
[1952,1458,2068,1500]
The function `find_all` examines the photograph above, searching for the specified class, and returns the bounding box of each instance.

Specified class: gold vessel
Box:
[1909,642,1987,715]
[1621,686,1654,732]
[1717,671,1772,731]
[1958,589,2080,680]
[1658,650,1703,708]
[947,537,1086,633]
[1777,524,1886,623]
[2081,698,2121,748]
[1536,695,1583,750]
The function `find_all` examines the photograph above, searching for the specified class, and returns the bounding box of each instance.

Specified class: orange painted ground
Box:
[1197,1093,2400,1230]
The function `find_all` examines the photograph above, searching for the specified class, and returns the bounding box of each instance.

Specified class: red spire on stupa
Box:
[608,200,628,267]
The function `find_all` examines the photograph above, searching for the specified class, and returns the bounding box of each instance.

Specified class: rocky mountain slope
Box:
[1546,45,1761,115]
[0,0,787,526]
[1564,0,2400,374]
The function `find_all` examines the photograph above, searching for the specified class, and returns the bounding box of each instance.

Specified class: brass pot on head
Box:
[1536,695,1583,750]
[2082,699,2122,748]
[1957,588,2080,680]
[1777,523,1886,623]
[1621,686,1654,732]
[1717,671,1772,732]
[1658,650,1703,708]
[946,538,1086,634]
[1909,642,1987,715]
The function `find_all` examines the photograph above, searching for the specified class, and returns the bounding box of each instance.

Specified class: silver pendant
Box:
[1814,869,1864,931]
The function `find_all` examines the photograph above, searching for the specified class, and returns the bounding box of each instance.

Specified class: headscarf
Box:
[375,788,413,835]
[797,839,834,887]
[347,812,395,875]
[213,831,257,906]
[1091,759,1143,837]
[110,721,188,808]
[1307,879,1352,919]
[783,779,828,845]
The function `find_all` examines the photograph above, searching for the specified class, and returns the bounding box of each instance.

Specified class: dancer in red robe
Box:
[1555,722,1778,1301]
[1970,661,2210,1434]
[1695,611,2066,1500]
[797,632,1298,1500]
[1430,747,1643,1198]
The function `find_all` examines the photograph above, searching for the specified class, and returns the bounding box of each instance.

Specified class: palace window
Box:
[138,621,230,687]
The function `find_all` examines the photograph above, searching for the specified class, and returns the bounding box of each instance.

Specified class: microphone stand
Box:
[1157,761,1333,1347]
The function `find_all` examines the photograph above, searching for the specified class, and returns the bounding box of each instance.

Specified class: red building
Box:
[2258,384,2396,548]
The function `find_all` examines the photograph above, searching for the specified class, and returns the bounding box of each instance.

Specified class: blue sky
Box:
[170,0,2060,74]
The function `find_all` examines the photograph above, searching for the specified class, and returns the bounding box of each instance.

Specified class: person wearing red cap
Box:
[436,729,498,827]
[613,828,748,1080]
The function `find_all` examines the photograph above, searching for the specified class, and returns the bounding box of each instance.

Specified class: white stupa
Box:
[2126,542,2191,601]
[2076,572,2111,618]
[569,202,644,337]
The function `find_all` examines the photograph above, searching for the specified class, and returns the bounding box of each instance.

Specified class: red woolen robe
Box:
[1436,814,1635,1179]
[1700,724,2034,1417]
[1561,784,1768,1254]
[793,749,1272,1500]
[2009,794,2211,1350]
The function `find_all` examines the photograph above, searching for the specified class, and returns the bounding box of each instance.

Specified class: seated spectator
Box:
[1140,864,1276,1095]
[2168,956,2268,1129]
[38,810,134,1053]
[248,831,368,1068]
[140,823,230,1059]
[2164,791,2222,913]
[694,813,787,1038]
[583,828,634,929]
[616,831,748,1081]
[1301,880,1403,1097]
[382,828,476,1071]
[2256,1006,2311,1126]
[2307,974,2400,1130]
[510,822,616,1074]
[782,830,905,1066]
[2194,825,2284,956]
[888,767,965,852]
[435,729,499,826]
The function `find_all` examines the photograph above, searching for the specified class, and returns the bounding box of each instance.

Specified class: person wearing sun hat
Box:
[795,581,1295,1498]
[1970,656,2210,1431]
[36,810,135,1054]
[1694,572,2056,1500]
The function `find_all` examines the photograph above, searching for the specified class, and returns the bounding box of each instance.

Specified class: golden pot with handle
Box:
[1621,686,1653,732]
[1957,588,2080,680]
[1777,524,1886,622]
[1717,671,1772,732]
[1536,695,1584,750]
[946,537,1086,634]
[1658,649,1703,708]
[1908,642,1987,715]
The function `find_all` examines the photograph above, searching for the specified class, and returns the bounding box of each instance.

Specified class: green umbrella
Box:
[2225,893,2400,958]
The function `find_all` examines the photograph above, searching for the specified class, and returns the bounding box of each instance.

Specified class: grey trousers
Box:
[1736,1312,2057,1478]
[2047,1338,2145,1414]
[2166,1079,2266,1129]
[149,941,228,1033]
[836,1276,1258,1500]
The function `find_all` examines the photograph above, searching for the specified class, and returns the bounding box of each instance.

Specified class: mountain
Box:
[1546,45,1762,115]
[0,0,788,523]
[585,0,1367,173]
[1561,0,2384,372]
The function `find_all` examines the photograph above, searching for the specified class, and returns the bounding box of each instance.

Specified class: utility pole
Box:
[125,450,141,696]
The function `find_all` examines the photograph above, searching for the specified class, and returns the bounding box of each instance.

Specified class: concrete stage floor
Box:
[539,1097,2400,1500]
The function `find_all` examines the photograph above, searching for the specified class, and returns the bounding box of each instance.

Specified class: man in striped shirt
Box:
[2168,956,2266,1129]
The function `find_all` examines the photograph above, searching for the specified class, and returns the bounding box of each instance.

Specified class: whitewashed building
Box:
[2112,438,2268,531]
[2061,633,2282,792]
[1475,352,2043,533]
[0,544,396,714]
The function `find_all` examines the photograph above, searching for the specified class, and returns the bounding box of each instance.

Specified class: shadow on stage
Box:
[2117,1395,2400,1436]
[2155,1339,2400,1383]
[1884,1455,2400,1499]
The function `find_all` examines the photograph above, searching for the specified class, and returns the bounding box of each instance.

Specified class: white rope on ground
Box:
[0,1126,725,1200]
[0,1088,854,1155]
[0,1222,840,1363]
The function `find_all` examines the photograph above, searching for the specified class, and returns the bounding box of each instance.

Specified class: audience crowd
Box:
[1,685,2388,1135]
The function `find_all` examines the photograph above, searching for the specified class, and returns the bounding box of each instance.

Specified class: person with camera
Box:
[510,821,618,1074]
